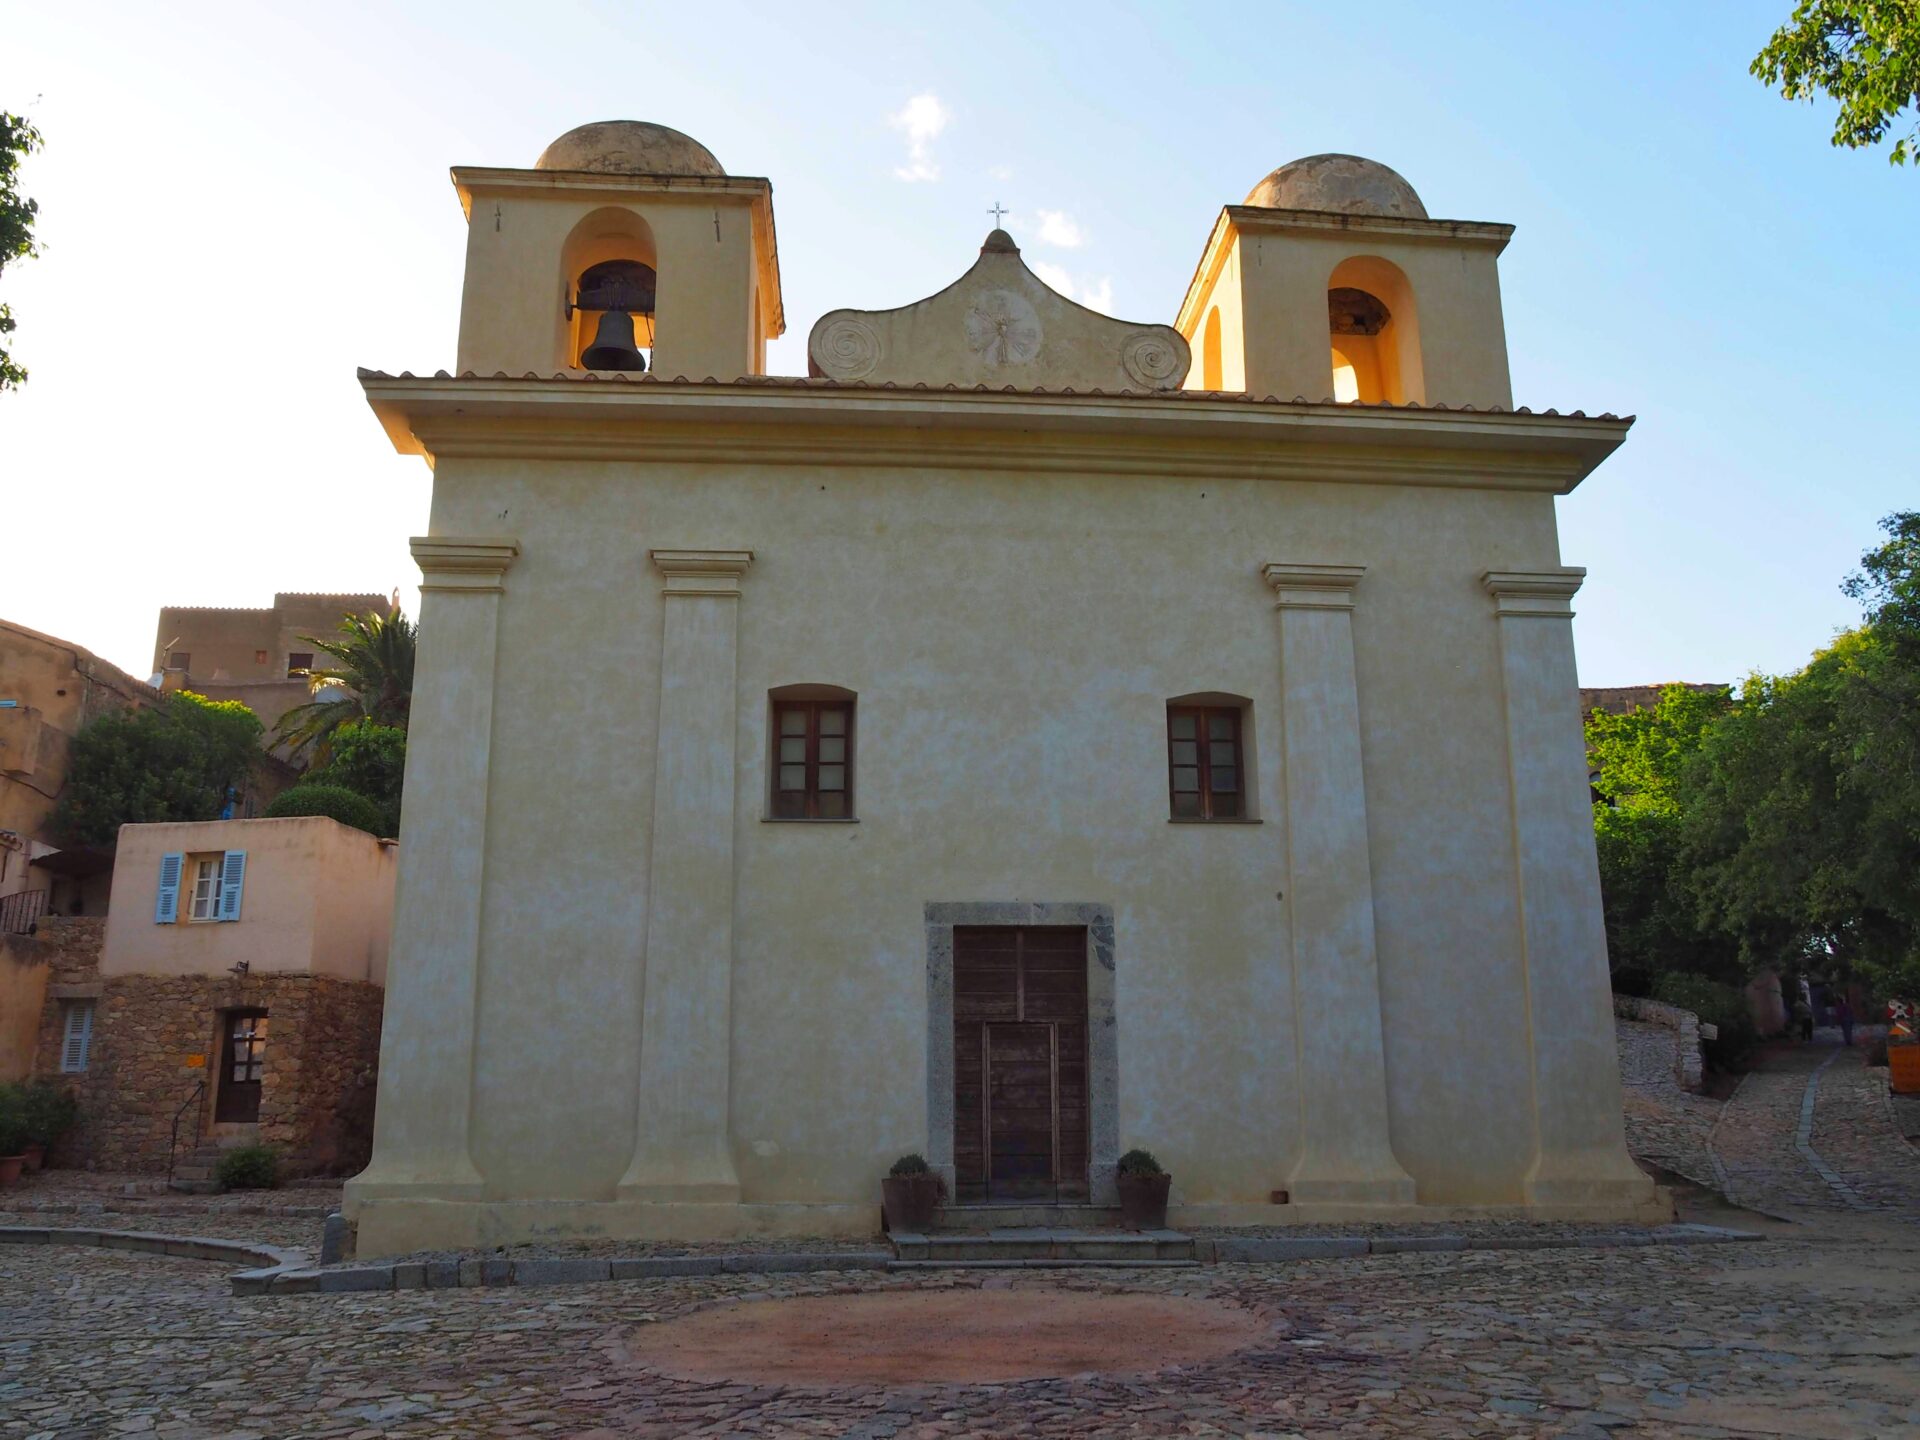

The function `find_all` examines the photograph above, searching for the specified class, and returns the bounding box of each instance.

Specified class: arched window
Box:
[559,207,658,372]
[1165,692,1257,821]
[768,684,857,820]
[1202,307,1224,390]
[1325,256,1423,405]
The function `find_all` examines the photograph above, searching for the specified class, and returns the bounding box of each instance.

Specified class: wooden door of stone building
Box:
[215,1009,268,1124]
[952,927,1090,1202]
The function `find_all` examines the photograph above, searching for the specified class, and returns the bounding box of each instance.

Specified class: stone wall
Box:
[32,959,382,1176]
[1612,994,1705,1093]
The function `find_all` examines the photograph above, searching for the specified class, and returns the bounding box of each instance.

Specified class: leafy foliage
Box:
[263,783,387,837]
[1117,1148,1166,1177]
[18,1079,77,1147]
[0,1085,27,1156]
[307,719,406,835]
[52,692,264,848]
[887,1153,932,1177]
[1753,1,1920,166]
[1,111,44,391]
[274,610,416,763]
[214,1143,279,1191]
[1586,686,1741,986]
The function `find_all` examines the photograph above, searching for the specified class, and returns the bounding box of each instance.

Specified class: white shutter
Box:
[60,1001,93,1072]
[154,853,184,924]
[217,850,247,922]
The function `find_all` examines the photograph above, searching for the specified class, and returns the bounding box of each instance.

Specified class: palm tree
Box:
[274,609,417,762]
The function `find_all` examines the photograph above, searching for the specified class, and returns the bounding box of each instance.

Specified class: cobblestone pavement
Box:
[2,1038,1916,1438]
[1616,1020,1724,1190]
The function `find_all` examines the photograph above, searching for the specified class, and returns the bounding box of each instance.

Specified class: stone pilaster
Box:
[348,537,518,1202]
[1263,563,1415,1205]
[1483,569,1655,1208]
[618,549,754,1202]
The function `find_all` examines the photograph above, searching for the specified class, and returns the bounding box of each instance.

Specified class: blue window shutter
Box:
[218,850,247,922]
[154,853,183,924]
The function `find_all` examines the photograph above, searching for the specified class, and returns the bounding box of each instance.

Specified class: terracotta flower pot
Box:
[881,1173,943,1233]
[1117,1172,1171,1229]
[0,1155,24,1188]
[21,1143,45,1174]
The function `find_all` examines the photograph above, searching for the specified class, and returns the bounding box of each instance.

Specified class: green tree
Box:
[52,692,264,848]
[307,718,407,835]
[1679,518,1920,997]
[263,784,386,838]
[1,110,44,391]
[1586,685,1741,986]
[273,609,416,762]
[1753,1,1920,166]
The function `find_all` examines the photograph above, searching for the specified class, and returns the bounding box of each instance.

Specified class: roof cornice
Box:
[359,372,1630,495]
[1224,205,1514,250]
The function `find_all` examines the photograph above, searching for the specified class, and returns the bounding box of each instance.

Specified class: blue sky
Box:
[3,0,1914,686]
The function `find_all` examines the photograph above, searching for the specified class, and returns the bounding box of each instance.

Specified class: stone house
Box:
[345,122,1663,1256]
[30,815,394,1175]
[0,617,164,929]
[153,592,396,754]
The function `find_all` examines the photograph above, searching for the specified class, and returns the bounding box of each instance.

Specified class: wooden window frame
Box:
[770,699,855,820]
[187,855,224,923]
[1166,704,1245,821]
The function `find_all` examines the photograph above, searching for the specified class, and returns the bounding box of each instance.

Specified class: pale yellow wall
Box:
[455,185,763,382]
[428,454,1566,1209]
[0,937,48,1082]
[102,817,394,984]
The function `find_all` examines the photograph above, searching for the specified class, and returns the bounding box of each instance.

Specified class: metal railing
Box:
[167,1080,206,1187]
[0,888,47,935]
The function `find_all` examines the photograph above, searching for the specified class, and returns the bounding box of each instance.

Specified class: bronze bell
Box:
[581,308,647,372]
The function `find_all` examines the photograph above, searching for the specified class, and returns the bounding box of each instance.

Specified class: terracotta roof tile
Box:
[354,368,1629,423]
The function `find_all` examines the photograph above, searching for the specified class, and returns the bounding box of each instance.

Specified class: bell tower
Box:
[1177,154,1512,409]
[450,121,784,381]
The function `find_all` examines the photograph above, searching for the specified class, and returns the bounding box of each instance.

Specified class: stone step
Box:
[167,1179,222,1195]
[890,1228,1196,1264]
[889,1258,1198,1270]
[935,1204,1127,1232]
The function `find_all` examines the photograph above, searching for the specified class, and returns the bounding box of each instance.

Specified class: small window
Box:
[60,1000,94,1073]
[254,649,269,665]
[1168,705,1243,819]
[167,651,191,671]
[188,856,223,922]
[772,699,854,819]
[286,652,314,677]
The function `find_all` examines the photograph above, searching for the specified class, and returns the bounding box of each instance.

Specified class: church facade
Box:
[344,121,1662,1256]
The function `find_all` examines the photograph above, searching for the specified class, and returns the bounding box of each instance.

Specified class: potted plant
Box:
[1116,1148,1171,1229]
[881,1153,945,1233]
[0,1086,28,1188]
[20,1079,77,1173]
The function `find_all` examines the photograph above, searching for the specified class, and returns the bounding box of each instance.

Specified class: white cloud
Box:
[888,93,950,182]
[1030,260,1075,298]
[1034,209,1085,249]
[1029,262,1117,316]
[989,164,1014,181]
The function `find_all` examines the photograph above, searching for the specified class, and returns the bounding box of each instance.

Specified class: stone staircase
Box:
[889,1206,1197,1267]
[169,1128,258,1195]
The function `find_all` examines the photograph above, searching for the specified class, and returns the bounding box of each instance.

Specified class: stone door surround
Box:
[924,902,1119,1206]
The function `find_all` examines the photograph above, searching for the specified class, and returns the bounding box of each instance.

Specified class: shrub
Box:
[263,784,386,836]
[1865,1037,1890,1067]
[19,1079,77,1147]
[0,1085,30,1157]
[1653,973,1757,1069]
[214,1144,280,1191]
[1117,1148,1166,1177]
[888,1153,931,1177]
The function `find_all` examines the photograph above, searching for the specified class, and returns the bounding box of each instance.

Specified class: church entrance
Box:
[953,927,1090,1203]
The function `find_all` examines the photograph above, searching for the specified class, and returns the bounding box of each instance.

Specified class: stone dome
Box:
[1244,154,1427,219]
[534,121,724,177]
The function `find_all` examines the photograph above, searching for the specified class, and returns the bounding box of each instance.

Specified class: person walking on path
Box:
[1836,995,1855,1046]
[1793,993,1814,1042]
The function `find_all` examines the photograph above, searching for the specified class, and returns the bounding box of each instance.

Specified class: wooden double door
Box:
[953,926,1090,1203]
